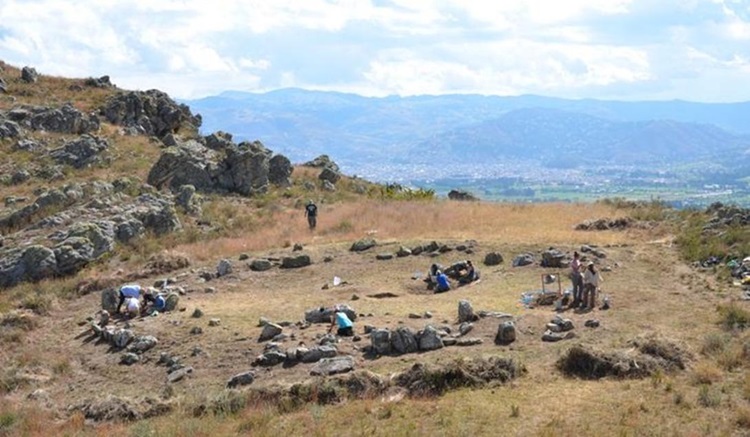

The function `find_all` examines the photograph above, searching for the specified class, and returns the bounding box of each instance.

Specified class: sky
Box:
[1,0,750,102]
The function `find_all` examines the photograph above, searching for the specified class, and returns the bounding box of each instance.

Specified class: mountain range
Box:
[185,89,750,183]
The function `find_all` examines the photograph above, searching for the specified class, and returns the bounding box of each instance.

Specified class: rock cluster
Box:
[1,103,100,135]
[102,89,201,138]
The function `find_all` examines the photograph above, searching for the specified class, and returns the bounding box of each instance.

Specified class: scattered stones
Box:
[581,245,607,259]
[258,323,283,342]
[226,371,255,388]
[310,356,355,376]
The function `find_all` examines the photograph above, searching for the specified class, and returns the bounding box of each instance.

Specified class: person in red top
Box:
[569,252,584,308]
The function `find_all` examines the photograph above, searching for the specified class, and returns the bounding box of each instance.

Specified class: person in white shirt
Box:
[124,297,141,318]
[582,262,603,310]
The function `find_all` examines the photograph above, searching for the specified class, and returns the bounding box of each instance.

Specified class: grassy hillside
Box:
[1,64,750,437]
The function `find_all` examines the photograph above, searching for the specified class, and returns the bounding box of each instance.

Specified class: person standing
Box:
[582,262,603,310]
[569,252,584,308]
[305,200,318,230]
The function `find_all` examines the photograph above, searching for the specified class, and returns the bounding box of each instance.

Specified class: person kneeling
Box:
[435,270,451,293]
[329,306,354,336]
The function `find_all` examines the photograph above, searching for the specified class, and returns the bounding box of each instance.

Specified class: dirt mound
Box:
[557,337,690,379]
[69,396,172,422]
[143,251,191,275]
[393,356,526,396]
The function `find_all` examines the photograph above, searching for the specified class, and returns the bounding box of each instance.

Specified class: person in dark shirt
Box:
[305,200,318,229]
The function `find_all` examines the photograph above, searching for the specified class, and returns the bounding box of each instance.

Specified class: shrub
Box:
[692,362,722,385]
[697,385,721,408]
[0,411,17,433]
[717,303,750,330]
[700,332,730,356]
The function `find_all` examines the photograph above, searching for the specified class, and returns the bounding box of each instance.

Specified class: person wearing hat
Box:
[328,306,354,337]
[304,199,318,230]
[582,262,603,310]
[143,287,167,314]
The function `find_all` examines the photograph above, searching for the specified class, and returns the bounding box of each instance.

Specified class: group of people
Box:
[569,251,603,310]
[426,260,480,293]
[116,284,167,318]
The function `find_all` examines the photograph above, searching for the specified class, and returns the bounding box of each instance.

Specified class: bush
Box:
[697,385,721,407]
[700,332,730,356]
[717,303,750,330]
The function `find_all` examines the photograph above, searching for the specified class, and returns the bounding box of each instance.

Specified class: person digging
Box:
[328,306,354,337]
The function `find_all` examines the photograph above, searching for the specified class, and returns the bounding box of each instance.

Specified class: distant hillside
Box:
[185,89,750,173]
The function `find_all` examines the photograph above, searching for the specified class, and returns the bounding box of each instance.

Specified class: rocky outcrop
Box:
[84,76,114,88]
[147,138,292,196]
[541,248,567,268]
[102,89,201,137]
[49,134,110,169]
[21,66,38,83]
[304,154,340,172]
[350,238,376,252]
[448,189,478,201]
[5,104,101,134]
[0,245,58,287]
[319,167,341,185]
[0,119,21,138]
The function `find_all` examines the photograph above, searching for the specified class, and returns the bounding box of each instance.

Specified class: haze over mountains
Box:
[186,89,750,204]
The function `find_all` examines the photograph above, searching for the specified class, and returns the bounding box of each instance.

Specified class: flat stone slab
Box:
[310,356,355,376]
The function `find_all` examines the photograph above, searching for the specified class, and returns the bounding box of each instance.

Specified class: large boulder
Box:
[458,300,478,323]
[300,345,338,363]
[417,326,444,351]
[268,154,292,186]
[370,329,392,355]
[214,142,271,196]
[484,252,504,266]
[0,245,58,287]
[27,104,100,134]
[350,238,376,252]
[495,321,517,345]
[147,142,217,192]
[541,248,566,268]
[304,154,340,172]
[318,167,341,185]
[390,327,419,355]
[101,288,119,312]
[21,66,38,83]
[49,135,110,169]
[102,90,201,138]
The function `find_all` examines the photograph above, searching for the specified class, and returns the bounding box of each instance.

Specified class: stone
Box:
[396,246,412,257]
[129,336,158,353]
[13,139,45,153]
[258,323,283,342]
[319,334,337,346]
[167,366,193,383]
[113,329,135,349]
[350,238,376,252]
[120,353,140,365]
[305,305,357,324]
[190,326,203,335]
[541,248,566,268]
[512,254,534,267]
[21,66,39,83]
[322,180,336,192]
[252,350,286,367]
[268,154,292,186]
[458,300,478,323]
[192,308,204,318]
[304,155,340,172]
[408,313,422,319]
[100,288,119,312]
[175,185,201,215]
[495,321,516,345]
[49,135,110,169]
[417,326,444,351]
[319,167,341,184]
[459,322,474,336]
[216,259,233,277]
[281,254,311,268]
[164,292,180,311]
[28,104,100,134]
[363,324,375,334]
[310,356,355,376]
[249,259,273,271]
[301,345,337,363]
[293,243,303,251]
[584,319,600,328]
[0,245,58,288]
[390,326,419,355]
[376,253,393,260]
[0,119,21,139]
[208,318,221,327]
[84,75,114,88]
[10,169,31,185]
[456,338,483,346]
[103,89,201,138]
[448,189,478,201]
[370,329,392,355]
[226,371,255,388]
[484,252,504,266]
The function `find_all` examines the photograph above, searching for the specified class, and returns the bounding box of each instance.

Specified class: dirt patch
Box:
[69,395,173,422]
[557,336,691,379]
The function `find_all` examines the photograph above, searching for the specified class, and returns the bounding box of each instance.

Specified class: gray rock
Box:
[216,259,233,277]
[0,119,21,138]
[190,326,203,335]
[370,329,392,355]
[129,335,158,353]
[448,189,478,201]
[484,252,504,266]
[281,254,311,269]
[120,353,140,365]
[322,180,336,192]
[21,66,39,83]
[101,288,119,312]
[376,253,393,260]
[258,323,283,342]
[350,238,376,252]
[167,366,193,383]
[319,334,337,346]
[226,371,255,388]
[164,292,180,311]
[49,135,109,169]
[204,131,233,151]
[113,329,135,349]
[319,167,341,184]
[390,326,418,355]
[456,338,483,346]
[417,326,444,351]
[84,75,114,88]
[175,185,201,215]
[541,248,566,268]
[363,324,375,334]
[0,245,58,288]
[208,318,221,327]
[268,154,292,186]
[192,308,204,318]
[459,322,474,336]
[249,259,273,271]
[292,243,303,251]
[310,356,354,376]
[301,345,338,363]
[11,169,31,185]
[13,139,45,153]
[252,350,286,367]
[305,305,357,324]
[115,219,145,243]
[28,104,99,134]
[512,253,535,267]
[304,155,340,172]
[103,89,201,138]
[396,246,412,257]
[458,300,478,323]
[495,321,516,345]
